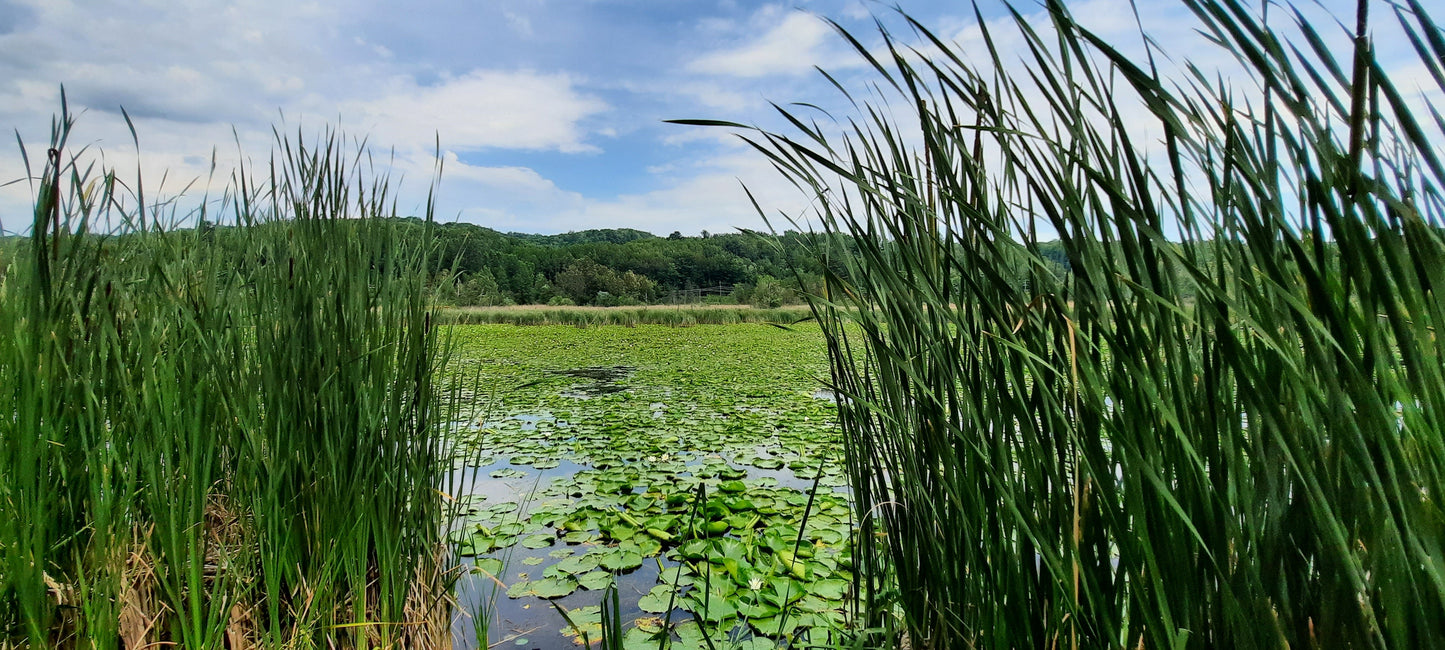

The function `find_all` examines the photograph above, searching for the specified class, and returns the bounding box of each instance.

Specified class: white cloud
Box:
[420,142,806,237]
[428,156,586,228]
[4,0,1428,244]
[840,2,870,21]
[673,81,758,112]
[441,155,563,195]
[690,10,850,78]
[341,70,607,154]
[563,157,797,235]
[0,0,616,234]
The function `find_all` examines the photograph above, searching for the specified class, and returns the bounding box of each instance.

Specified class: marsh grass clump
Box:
[0,103,461,648]
[688,0,1445,647]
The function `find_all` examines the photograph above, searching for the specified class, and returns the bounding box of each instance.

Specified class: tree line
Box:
[401,220,837,307]
[6,221,1196,308]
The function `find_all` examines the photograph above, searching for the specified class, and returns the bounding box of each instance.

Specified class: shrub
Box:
[749,274,791,308]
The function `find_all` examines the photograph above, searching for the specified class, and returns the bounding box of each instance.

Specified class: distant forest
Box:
[414,220,1088,308]
[0,220,1085,307]
[410,220,838,307]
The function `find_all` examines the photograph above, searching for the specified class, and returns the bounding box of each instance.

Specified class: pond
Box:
[446,324,854,649]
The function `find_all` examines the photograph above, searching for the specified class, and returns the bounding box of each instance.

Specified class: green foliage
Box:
[554,257,657,305]
[0,237,18,281]
[748,275,792,309]
[448,324,852,648]
[407,218,835,306]
[0,105,459,647]
[435,268,509,306]
[508,227,657,247]
[708,0,1445,648]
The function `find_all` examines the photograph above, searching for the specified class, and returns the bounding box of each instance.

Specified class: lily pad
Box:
[675,621,711,649]
[577,570,613,591]
[809,578,849,601]
[528,576,579,599]
[472,558,503,577]
[553,553,600,575]
[797,595,834,614]
[750,614,803,639]
[718,480,747,493]
[493,522,526,537]
[557,604,602,641]
[622,627,664,650]
[682,594,737,623]
[563,530,597,544]
[760,577,806,607]
[458,535,496,557]
[658,566,695,587]
[631,536,663,557]
[709,537,749,563]
[736,599,781,619]
[678,539,710,560]
[597,548,644,572]
[637,585,676,614]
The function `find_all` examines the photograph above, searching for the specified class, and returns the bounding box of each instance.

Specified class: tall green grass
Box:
[693,0,1445,647]
[0,103,461,648]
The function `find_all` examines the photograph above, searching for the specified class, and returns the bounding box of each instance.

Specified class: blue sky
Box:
[0,0,1421,236]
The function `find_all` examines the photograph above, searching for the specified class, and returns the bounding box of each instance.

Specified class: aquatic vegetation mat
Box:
[447,325,853,648]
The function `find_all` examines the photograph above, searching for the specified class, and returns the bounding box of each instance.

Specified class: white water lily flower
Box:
[748,577,763,591]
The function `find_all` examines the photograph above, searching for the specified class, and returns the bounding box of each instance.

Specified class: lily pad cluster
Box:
[449,324,857,648]
[458,474,857,645]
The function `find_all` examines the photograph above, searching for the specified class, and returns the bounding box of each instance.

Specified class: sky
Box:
[0,0,1423,237]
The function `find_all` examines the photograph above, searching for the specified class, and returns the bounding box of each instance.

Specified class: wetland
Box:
[446,324,853,649]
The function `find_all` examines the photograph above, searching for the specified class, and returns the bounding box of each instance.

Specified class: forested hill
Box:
[502,228,657,247]
[406,219,836,307]
[2,221,1076,307]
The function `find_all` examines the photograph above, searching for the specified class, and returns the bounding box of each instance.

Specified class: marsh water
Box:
[445,324,851,649]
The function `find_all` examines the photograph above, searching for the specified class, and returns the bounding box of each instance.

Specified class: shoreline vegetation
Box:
[440,304,816,327]
[690,0,1445,647]
[0,108,462,648]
